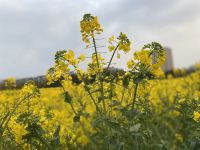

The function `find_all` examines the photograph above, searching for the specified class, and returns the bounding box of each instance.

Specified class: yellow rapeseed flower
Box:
[79,54,85,61]
[108,36,115,44]
[193,111,200,122]
[127,59,134,69]
[175,133,183,143]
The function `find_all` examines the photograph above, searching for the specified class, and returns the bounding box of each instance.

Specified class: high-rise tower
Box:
[162,47,174,72]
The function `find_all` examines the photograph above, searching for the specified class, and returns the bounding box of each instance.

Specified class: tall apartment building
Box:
[162,47,174,72]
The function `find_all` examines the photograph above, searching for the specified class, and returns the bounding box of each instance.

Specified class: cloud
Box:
[0,0,199,78]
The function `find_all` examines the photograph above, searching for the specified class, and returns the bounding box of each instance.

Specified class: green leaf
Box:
[73,115,80,122]
[106,120,121,131]
[129,123,141,132]
[50,125,61,147]
[64,91,72,104]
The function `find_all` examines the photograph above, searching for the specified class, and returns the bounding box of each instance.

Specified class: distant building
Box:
[151,46,174,72]
[162,47,174,72]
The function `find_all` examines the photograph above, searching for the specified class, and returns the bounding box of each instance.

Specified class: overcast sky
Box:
[0,0,200,79]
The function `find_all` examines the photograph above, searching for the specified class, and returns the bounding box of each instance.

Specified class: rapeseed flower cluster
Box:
[193,111,200,122]
[46,50,85,85]
[80,14,103,44]
[108,32,131,59]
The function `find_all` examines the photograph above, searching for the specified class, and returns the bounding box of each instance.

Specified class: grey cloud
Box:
[0,0,199,78]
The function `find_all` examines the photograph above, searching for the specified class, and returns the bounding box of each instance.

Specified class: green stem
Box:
[36,133,51,150]
[59,81,77,115]
[100,81,106,112]
[72,65,100,112]
[84,85,100,113]
[70,103,77,115]
[92,37,106,112]
[132,83,138,112]
[107,44,119,70]
[92,37,100,69]
[59,79,97,148]
[120,87,126,103]
[1,96,27,137]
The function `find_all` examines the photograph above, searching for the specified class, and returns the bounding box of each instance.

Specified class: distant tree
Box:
[4,77,16,89]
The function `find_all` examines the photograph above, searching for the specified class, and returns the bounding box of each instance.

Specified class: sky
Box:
[0,0,200,79]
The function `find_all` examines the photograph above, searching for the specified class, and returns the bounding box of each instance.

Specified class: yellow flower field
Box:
[0,70,199,149]
[0,14,199,150]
